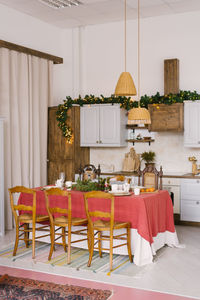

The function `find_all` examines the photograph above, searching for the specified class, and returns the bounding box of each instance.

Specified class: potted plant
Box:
[141,151,156,167]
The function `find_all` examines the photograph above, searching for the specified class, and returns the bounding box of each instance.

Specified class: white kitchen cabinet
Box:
[80,104,127,147]
[0,118,4,236]
[184,101,200,147]
[181,179,200,221]
[163,178,180,214]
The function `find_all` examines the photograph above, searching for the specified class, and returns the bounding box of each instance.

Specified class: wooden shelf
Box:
[126,139,154,146]
[126,125,149,130]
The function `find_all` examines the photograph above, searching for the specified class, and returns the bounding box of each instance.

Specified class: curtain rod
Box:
[0,39,63,64]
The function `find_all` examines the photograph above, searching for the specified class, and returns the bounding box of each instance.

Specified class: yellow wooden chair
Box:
[45,188,88,264]
[9,186,49,259]
[84,191,133,271]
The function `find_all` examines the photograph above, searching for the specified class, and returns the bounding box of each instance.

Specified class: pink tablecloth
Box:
[19,189,175,245]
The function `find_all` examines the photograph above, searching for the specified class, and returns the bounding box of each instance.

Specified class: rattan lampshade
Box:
[128,107,151,125]
[115,72,137,96]
[114,0,136,96]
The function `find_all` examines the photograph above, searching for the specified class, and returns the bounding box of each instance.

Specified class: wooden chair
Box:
[84,191,133,271]
[45,188,88,264]
[79,164,101,181]
[138,164,163,190]
[9,186,50,259]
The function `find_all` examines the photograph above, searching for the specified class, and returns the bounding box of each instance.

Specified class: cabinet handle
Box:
[196,201,200,205]
[96,141,99,144]
[197,180,200,183]
[198,141,200,144]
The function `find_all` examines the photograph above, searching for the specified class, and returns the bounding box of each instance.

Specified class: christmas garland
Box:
[56,90,200,143]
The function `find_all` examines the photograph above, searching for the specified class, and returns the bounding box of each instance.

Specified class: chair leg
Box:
[127,227,133,263]
[67,227,71,264]
[24,223,29,248]
[32,223,36,259]
[87,227,94,267]
[62,227,67,252]
[48,225,55,261]
[13,222,19,256]
[109,231,113,271]
[98,231,102,258]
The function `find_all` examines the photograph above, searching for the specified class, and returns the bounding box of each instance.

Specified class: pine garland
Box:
[56,90,200,143]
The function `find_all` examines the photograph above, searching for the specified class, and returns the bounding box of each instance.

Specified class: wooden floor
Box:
[0,225,199,299]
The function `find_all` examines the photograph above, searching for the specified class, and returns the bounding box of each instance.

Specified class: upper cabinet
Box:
[80,104,127,147]
[184,101,200,147]
[148,103,184,132]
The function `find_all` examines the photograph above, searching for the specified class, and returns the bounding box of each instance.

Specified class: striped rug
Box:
[0,242,141,277]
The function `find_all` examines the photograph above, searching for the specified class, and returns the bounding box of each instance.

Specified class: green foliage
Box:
[57,90,200,142]
[141,151,156,163]
[72,178,106,192]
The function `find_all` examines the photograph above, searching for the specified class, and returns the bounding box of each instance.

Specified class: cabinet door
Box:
[99,105,120,145]
[80,106,99,146]
[184,102,200,147]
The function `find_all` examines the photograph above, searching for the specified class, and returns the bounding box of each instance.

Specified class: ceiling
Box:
[0,0,199,28]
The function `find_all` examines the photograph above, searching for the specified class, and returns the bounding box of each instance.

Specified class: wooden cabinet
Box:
[148,103,183,132]
[181,179,200,222]
[80,104,127,147]
[184,101,200,147]
[47,106,90,184]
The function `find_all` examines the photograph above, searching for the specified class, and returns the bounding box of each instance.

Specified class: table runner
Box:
[19,189,175,245]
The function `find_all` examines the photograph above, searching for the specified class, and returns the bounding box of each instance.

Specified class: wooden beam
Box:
[164,58,179,94]
[0,39,63,64]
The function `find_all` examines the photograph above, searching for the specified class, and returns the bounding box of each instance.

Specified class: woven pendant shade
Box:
[128,107,151,125]
[115,72,137,96]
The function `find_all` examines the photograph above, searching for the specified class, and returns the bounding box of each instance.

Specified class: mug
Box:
[134,187,140,195]
[55,179,63,188]
[65,181,72,189]
[111,184,118,192]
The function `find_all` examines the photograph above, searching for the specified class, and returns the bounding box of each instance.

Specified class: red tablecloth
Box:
[19,189,175,245]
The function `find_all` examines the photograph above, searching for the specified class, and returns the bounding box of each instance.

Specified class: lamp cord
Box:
[138,0,140,106]
[124,0,127,72]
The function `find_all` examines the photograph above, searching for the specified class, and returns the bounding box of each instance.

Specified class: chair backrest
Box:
[8,186,36,220]
[138,165,163,190]
[84,191,114,228]
[44,188,71,224]
[79,164,101,181]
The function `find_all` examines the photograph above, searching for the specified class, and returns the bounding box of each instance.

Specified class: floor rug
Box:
[0,274,112,299]
[0,242,141,277]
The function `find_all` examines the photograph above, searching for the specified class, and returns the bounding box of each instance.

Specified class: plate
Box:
[42,186,58,190]
[108,191,131,196]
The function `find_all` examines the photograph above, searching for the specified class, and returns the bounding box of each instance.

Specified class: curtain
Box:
[0,48,53,230]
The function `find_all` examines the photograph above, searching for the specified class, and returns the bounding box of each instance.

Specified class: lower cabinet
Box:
[181,179,200,221]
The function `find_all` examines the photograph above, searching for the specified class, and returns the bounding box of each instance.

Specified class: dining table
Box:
[18,188,179,266]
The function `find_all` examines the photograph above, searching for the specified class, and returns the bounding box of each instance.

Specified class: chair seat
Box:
[93,219,131,231]
[18,213,49,223]
[54,216,88,226]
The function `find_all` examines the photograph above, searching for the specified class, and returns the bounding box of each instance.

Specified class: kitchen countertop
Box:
[101,171,200,179]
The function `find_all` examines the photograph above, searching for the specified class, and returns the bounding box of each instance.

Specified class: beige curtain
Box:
[0,48,53,230]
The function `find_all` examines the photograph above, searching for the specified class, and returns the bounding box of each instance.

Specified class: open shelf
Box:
[126,124,149,130]
[126,139,155,146]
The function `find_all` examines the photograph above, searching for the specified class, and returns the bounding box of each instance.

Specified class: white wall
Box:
[0,3,73,106]
[78,11,200,174]
[1,3,200,175]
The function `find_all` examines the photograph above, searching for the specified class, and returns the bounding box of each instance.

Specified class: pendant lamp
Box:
[115,0,136,96]
[128,0,151,125]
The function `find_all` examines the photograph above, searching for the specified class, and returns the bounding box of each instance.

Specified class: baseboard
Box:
[174,213,200,226]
